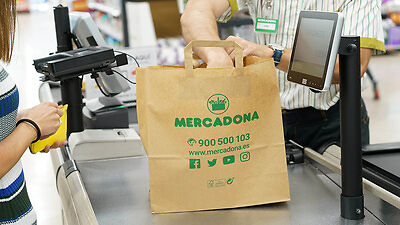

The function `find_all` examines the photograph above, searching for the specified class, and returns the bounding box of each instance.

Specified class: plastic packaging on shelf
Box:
[90,10,123,46]
[16,0,30,12]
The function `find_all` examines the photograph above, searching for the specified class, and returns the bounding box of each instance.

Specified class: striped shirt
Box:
[219,0,385,110]
[0,67,37,225]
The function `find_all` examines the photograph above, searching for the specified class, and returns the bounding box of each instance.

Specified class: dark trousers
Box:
[282,99,370,153]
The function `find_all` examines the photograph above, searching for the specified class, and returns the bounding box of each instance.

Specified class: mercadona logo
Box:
[174,93,259,128]
[207,94,229,115]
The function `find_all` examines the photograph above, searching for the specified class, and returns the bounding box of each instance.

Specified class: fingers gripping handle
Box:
[184,40,244,71]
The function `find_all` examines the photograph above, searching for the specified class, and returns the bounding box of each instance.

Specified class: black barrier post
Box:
[338,36,364,220]
[54,5,84,137]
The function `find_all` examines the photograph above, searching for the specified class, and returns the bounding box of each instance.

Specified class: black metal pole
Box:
[60,78,83,137]
[54,5,73,53]
[120,0,130,47]
[338,36,364,220]
[54,5,84,137]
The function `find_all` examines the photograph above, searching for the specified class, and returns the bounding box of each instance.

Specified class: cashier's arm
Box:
[181,0,235,68]
[225,36,372,83]
[275,47,373,84]
[332,49,373,83]
[181,0,373,82]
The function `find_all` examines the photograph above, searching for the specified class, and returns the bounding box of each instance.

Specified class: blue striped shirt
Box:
[0,67,37,225]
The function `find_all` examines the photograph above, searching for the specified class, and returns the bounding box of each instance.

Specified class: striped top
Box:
[219,0,385,110]
[0,67,37,225]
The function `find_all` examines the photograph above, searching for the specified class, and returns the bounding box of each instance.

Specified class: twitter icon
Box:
[208,159,217,167]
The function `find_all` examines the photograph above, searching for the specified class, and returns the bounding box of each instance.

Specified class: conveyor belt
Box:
[40,83,400,225]
[75,156,393,225]
[362,143,400,198]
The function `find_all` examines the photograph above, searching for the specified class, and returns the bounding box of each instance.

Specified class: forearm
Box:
[0,123,36,178]
[16,109,27,121]
[331,48,372,84]
[181,1,221,43]
[275,48,372,84]
[181,0,230,63]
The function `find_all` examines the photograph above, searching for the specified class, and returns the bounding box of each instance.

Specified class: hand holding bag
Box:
[137,40,290,213]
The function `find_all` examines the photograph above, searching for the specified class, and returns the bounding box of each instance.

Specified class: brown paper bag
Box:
[137,40,290,213]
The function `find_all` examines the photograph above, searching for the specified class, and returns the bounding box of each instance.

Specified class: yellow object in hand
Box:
[30,105,68,154]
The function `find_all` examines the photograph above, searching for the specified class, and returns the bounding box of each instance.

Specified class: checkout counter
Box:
[38,83,400,225]
[33,6,400,225]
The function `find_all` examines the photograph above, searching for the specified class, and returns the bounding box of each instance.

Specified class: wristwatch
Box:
[268,44,284,67]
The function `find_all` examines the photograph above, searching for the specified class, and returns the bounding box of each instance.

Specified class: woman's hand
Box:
[225,36,274,60]
[22,102,64,137]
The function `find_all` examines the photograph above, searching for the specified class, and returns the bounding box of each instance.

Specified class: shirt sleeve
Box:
[339,0,386,54]
[216,0,240,23]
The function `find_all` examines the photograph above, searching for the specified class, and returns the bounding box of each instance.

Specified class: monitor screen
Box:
[69,12,130,96]
[290,18,334,78]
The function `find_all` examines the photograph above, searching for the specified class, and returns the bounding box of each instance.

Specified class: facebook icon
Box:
[189,159,201,169]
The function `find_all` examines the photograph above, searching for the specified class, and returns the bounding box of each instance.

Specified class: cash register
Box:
[33,7,144,161]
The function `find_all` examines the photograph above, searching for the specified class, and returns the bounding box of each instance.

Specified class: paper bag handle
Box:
[184,40,244,71]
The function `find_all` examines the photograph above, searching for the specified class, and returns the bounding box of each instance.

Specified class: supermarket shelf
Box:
[382,4,400,14]
[17,7,30,13]
[385,44,400,51]
[90,0,155,47]
[16,0,30,13]
[88,2,121,17]
[97,23,123,41]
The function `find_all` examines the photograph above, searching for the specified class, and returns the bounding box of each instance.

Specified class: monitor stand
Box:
[338,36,364,220]
[54,5,84,137]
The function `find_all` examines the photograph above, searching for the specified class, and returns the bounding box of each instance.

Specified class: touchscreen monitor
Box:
[288,11,344,91]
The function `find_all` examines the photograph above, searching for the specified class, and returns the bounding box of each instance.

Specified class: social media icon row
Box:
[190,156,233,169]
[189,152,250,169]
